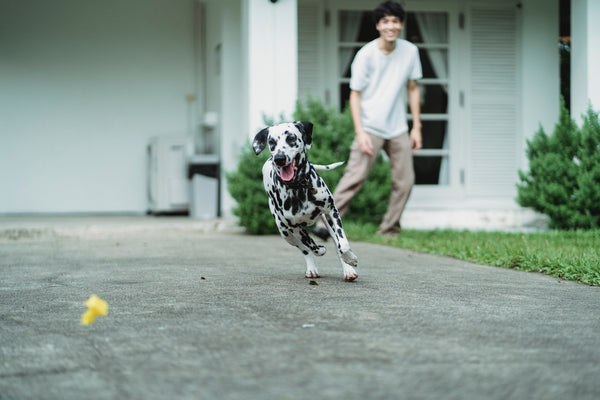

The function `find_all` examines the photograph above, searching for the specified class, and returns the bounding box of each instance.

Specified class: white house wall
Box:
[0,0,197,214]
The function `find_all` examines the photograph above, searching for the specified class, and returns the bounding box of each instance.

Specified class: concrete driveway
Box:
[1,216,599,399]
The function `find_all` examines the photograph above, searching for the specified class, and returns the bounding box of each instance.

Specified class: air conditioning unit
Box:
[147,136,192,214]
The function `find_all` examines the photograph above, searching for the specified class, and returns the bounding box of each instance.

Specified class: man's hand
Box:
[410,126,422,152]
[357,131,374,156]
[407,80,422,153]
[349,90,374,157]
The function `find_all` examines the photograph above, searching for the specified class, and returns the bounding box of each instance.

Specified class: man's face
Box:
[376,14,403,43]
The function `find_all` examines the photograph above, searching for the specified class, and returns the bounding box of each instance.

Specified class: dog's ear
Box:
[252,127,269,155]
[294,121,313,150]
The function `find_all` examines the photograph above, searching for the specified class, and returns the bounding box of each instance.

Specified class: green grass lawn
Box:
[344,223,600,286]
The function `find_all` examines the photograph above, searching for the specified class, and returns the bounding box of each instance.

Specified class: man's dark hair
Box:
[373,1,406,24]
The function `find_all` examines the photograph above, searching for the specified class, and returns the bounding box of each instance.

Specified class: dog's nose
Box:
[274,153,287,166]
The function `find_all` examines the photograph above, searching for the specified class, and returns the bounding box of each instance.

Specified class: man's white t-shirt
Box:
[350,38,422,139]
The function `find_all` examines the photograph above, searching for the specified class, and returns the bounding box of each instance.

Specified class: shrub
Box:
[226,96,392,234]
[517,100,600,229]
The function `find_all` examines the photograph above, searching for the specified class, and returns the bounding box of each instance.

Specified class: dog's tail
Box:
[313,161,344,171]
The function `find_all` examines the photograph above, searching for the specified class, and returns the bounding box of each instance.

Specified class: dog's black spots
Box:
[310,209,320,220]
[298,190,306,203]
[283,197,302,215]
[270,190,282,208]
[302,250,309,255]
[314,200,325,208]
[291,198,301,215]
[286,134,297,146]
[284,217,301,229]
[337,228,343,237]
[300,230,320,253]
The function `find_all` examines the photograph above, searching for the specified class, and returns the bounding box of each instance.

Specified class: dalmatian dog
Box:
[252,121,359,281]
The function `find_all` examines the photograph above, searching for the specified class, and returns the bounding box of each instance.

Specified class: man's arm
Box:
[407,80,422,152]
[349,90,374,156]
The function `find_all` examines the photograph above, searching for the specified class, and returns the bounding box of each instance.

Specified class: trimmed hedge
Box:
[517,100,600,229]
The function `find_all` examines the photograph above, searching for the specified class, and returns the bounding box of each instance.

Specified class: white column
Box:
[520,0,559,149]
[218,0,244,217]
[571,0,600,121]
[245,0,298,139]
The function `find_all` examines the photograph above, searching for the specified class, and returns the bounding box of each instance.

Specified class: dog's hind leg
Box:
[321,214,358,281]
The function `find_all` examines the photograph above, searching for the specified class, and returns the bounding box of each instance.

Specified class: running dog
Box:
[252,121,358,281]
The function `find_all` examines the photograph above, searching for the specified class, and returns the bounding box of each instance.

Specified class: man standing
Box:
[314,0,422,238]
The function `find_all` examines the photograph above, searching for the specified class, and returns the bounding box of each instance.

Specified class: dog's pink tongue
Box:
[280,164,295,181]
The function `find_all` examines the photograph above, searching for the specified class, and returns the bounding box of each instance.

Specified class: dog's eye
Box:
[286,135,297,145]
[268,139,276,150]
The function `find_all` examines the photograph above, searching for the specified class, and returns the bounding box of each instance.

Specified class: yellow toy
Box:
[81,295,108,325]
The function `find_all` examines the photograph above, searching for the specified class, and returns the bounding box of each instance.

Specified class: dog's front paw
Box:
[343,264,358,281]
[305,268,320,279]
[341,249,358,267]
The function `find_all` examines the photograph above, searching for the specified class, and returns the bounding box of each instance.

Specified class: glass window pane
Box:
[418,48,448,79]
[409,121,448,150]
[339,11,377,42]
[414,156,444,185]
[411,84,448,114]
[340,83,350,111]
[339,46,362,78]
[405,12,448,44]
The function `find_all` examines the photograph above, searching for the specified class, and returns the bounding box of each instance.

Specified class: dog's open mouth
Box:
[279,159,297,182]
